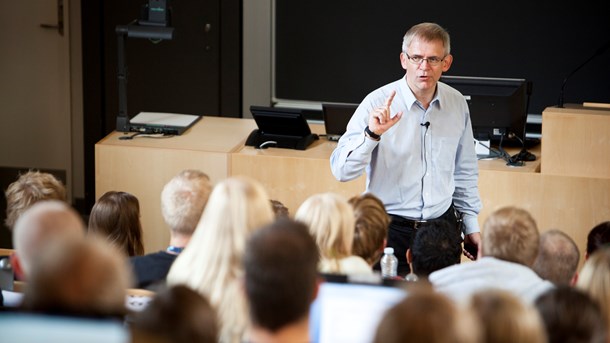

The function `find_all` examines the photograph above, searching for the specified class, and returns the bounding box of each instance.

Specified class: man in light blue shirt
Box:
[330,22,481,276]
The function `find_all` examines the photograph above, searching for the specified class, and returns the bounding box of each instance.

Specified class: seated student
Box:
[20,235,132,319]
[130,284,218,343]
[407,220,462,280]
[88,191,145,257]
[535,285,607,343]
[373,285,481,343]
[244,218,319,343]
[585,221,610,260]
[575,246,610,335]
[4,200,86,307]
[131,170,212,289]
[469,289,547,343]
[4,170,67,232]
[348,193,390,268]
[295,192,372,275]
[166,176,275,343]
[531,229,580,286]
[429,206,554,304]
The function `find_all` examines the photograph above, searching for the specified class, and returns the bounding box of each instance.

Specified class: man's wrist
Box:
[364,126,381,140]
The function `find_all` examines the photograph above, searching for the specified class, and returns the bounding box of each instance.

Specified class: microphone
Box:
[420,122,430,128]
[558,40,610,108]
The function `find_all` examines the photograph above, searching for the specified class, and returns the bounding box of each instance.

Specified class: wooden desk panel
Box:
[541,105,610,178]
[231,139,366,215]
[95,117,257,253]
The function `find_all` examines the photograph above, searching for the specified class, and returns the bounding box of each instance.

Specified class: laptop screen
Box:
[309,276,407,343]
[322,103,358,140]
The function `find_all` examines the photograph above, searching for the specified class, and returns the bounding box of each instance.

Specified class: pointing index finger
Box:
[385,90,397,109]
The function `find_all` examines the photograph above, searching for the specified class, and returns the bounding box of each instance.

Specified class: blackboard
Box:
[274,1,610,114]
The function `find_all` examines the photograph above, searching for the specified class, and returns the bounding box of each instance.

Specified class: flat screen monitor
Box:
[440,76,529,143]
[246,106,318,150]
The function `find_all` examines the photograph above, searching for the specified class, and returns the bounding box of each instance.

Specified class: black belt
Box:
[389,205,455,230]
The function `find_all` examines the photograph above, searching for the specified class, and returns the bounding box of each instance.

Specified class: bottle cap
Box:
[384,247,394,254]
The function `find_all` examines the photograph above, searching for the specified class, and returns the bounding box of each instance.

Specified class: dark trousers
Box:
[384,205,460,277]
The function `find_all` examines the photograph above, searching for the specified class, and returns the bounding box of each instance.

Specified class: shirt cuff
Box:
[462,214,480,236]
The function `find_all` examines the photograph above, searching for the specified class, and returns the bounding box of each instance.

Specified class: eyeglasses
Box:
[404,53,445,66]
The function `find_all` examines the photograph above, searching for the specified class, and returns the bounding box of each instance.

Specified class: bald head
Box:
[12,200,85,278]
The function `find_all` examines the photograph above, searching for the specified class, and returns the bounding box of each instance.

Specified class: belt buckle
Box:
[413,219,427,229]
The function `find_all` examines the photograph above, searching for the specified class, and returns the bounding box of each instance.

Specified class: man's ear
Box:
[406,248,413,264]
[312,276,322,302]
[10,253,25,281]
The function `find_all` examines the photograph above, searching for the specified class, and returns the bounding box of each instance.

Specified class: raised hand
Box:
[368,90,403,136]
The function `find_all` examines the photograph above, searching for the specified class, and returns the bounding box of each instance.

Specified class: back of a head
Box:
[4,170,67,230]
[270,199,290,219]
[348,193,390,266]
[22,236,131,318]
[532,229,580,285]
[161,169,212,236]
[411,221,462,277]
[244,218,319,332]
[535,285,607,343]
[12,200,85,278]
[470,289,547,343]
[88,191,144,256]
[166,176,274,343]
[131,284,218,343]
[295,192,355,261]
[575,246,610,331]
[586,221,610,258]
[482,206,539,266]
[374,287,480,343]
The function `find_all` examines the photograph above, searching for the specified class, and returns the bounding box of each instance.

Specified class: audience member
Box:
[429,206,554,304]
[469,289,547,343]
[4,170,66,231]
[88,191,144,257]
[166,176,274,343]
[244,218,319,343]
[130,284,218,343]
[373,285,481,343]
[130,170,212,289]
[407,220,462,279]
[586,221,610,259]
[535,285,607,343]
[576,246,610,334]
[270,199,290,219]
[295,192,372,275]
[348,193,390,267]
[10,200,85,281]
[20,235,131,319]
[532,229,580,285]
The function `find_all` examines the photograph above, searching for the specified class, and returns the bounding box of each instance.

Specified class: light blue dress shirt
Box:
[330,76,481,235]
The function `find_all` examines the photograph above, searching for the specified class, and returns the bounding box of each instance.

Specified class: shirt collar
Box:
[400,75,442,111]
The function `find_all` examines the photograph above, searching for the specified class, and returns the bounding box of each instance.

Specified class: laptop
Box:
[309,274,408,343]
[128,112,201,135]
[322,103,358,141]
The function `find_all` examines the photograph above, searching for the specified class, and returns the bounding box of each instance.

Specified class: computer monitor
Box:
[246,106,319,150]
[440,76,530,144]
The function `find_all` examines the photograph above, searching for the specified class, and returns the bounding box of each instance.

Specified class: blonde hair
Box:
[5,170,66,230]
[482,206,539,266]
[295,192,355,271]
[576,246,610,331]
[161,169,212,236]
[469,289,547,343]
[166,176,274,343]
[349,193,390,266]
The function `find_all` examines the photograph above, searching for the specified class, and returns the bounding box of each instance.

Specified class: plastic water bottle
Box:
[380,247,398,278]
